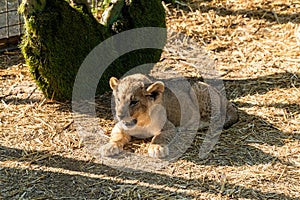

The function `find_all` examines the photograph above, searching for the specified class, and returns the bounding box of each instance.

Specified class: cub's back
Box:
[156,76,238,129]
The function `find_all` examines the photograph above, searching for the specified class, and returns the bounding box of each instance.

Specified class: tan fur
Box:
[100,74,239,158]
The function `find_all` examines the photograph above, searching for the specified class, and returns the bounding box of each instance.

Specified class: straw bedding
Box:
[0,0,299,199]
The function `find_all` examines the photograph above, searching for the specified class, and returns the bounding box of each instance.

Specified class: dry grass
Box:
[1,0,300,199]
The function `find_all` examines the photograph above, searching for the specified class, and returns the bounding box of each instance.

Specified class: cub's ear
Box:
[146,81,165,97]
[109,77,119,90]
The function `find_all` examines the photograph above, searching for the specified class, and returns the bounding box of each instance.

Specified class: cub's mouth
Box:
[121,118,137,129]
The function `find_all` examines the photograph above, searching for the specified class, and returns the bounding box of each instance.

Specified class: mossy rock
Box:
[20,0,166,101]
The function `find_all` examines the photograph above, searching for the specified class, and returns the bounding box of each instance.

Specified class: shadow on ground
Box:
[0,145,297,199]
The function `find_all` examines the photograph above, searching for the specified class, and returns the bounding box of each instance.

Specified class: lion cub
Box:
[100,74,239,158]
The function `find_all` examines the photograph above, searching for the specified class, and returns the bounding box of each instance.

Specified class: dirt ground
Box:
[1,0,300,199]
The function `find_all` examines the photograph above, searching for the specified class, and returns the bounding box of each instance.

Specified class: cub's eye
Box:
[129,100,139,107]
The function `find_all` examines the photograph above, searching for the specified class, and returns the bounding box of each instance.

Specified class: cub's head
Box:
[110,74,165,130]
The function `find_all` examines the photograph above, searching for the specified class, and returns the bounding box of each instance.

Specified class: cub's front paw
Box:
[148,144,169,158]
[100,142,122,157]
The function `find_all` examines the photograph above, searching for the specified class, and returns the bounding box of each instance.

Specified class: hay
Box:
[1,0,300,199]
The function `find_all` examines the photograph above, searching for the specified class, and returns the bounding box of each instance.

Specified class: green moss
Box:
[20,0,110,101]
[20,0,166,101]
[101,0,166,89]
[127,0,166,29]
[105,0,166,33]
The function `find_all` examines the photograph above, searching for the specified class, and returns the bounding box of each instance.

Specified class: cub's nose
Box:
[123,118,137,128]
